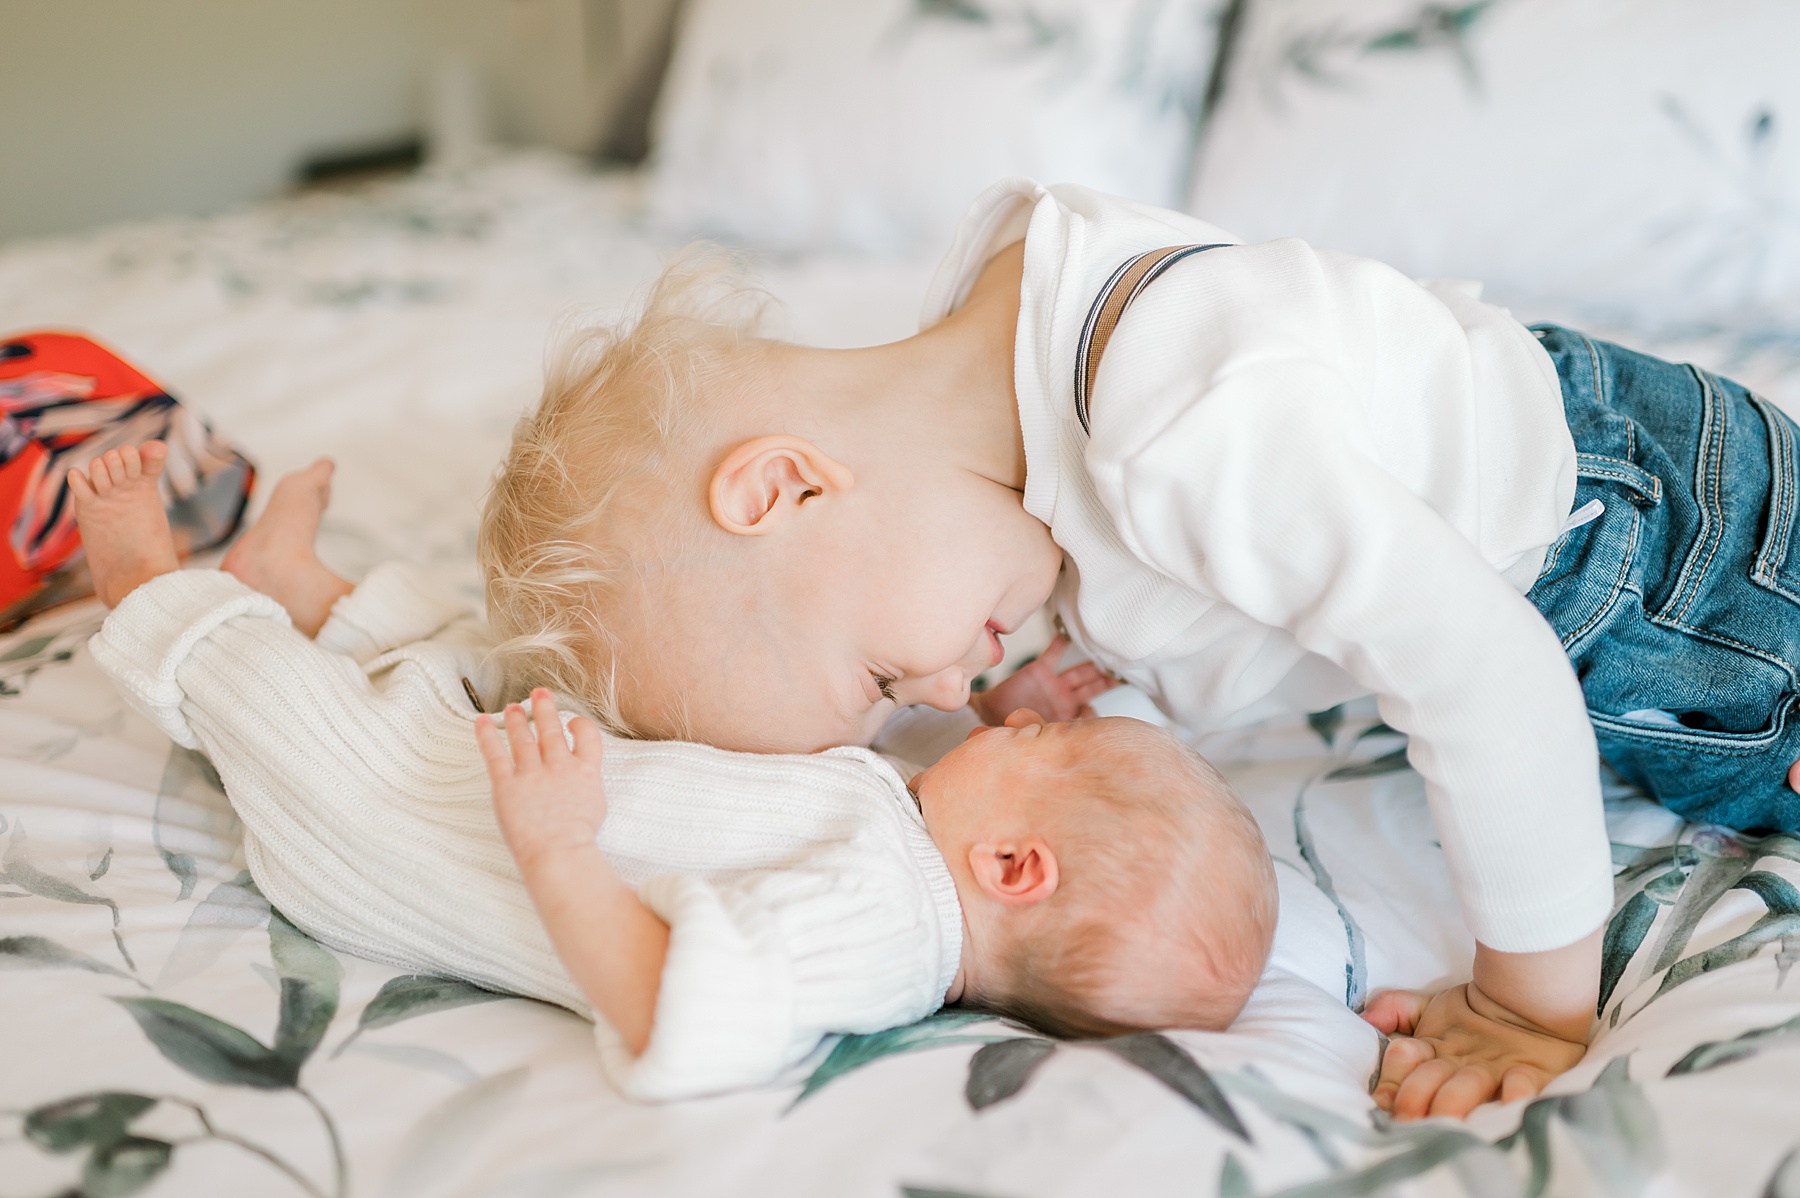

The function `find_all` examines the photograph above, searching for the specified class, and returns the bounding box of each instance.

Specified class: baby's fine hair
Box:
[972,720,1277,1040]
[477,247,768,733]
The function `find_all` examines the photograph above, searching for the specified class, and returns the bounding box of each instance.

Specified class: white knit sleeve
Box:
[591,874,801,1101]
[590,799,958,1101]
[1096,357,1614,954]
[87,569,586,1009]
[314,561,477,665]
[87,571,294,748]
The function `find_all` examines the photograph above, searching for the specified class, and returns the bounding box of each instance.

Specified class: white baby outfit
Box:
[922,179,1615,954]
[89,565,962,1102]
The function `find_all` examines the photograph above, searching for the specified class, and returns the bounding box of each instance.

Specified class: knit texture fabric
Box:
[90,566,962,1101]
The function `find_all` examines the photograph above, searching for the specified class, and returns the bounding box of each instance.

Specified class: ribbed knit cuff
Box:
[1460,861,1614,954]
[88,570,289,748]
[899,803,964,1009]
[594,874,798,1102]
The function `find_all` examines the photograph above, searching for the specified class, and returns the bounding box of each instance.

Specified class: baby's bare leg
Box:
[68,443,180,607]
[220,459,352,637]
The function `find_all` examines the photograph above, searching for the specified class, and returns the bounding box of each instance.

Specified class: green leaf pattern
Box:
[791,1010,1008,1107]
[1598,829,1800,1025]
[1098,1033,1250,1141]
[963,1037,1056,1110]
[332,972,511,1059]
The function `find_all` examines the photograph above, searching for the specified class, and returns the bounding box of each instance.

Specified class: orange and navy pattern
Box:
[0,332,254,629]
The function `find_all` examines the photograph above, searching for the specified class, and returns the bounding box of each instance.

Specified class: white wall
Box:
[0,0,676,244]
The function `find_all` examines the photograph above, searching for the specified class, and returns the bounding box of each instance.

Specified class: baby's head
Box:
[916,712,1277,1037]
[479,249,1062,752]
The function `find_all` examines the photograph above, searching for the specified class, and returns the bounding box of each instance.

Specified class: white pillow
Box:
[649,0,1223,255]
[1187,0,1800,328]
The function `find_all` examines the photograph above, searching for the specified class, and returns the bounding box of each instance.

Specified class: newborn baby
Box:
[70,444,1278,1100]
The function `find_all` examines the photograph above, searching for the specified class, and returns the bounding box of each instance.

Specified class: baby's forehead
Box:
[1060,717,1186,769]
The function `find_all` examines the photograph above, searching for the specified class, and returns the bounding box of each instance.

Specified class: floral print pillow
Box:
[649,0,1229,254]
[1188,0,1800,331]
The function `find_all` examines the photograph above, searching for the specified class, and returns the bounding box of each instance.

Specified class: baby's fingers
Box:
[1499,1065,1547,1105]
[1427,1065,1499,1119]
[569,714,606,762]
[503,704,541,771]
[1372,1034,1435,1112]
[1037,634,1070,671]
[1392,1058,1457,1121]
[528,689,568,760]
[474,715,513,781]
[1067,670,1118,705]
[1362,989,1428,1037]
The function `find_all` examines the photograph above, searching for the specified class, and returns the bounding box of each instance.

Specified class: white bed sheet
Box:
[2,152,1799,1198]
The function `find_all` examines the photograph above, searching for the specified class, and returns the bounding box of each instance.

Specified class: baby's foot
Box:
[220,459,351,637]
[68,442,180,607]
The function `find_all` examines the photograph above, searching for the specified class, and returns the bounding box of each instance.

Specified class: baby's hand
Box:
[475,689,608,870]
[973,635,1118,725]
[1363,984,1588,1120]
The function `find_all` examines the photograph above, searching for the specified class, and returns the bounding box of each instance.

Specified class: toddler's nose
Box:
[917,669,972,712]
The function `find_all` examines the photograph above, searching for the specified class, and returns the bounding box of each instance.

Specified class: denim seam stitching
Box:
[1662,367,1726,624]
[1574,456,1662,502]
[1590,703,1793,754]
[1540,529,1571,579]
[1558,506,1639,652]
[1652,615,1800,687]
[1579,329,1605,403]
[1680,367,1728,620]
[1653,372,1800,686]
[1749,390,1800,601]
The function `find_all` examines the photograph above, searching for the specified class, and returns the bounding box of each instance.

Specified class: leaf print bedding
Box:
[4,149,1800,1197]
[6,626,1800,1198]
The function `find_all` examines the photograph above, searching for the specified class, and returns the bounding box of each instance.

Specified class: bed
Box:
[6,1,1800,1194]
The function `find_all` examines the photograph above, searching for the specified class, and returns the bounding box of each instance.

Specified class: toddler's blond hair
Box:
[477,248,768,734]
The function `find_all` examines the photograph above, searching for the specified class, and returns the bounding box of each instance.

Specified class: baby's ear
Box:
[967,838,1059,907]
[708,434,854,535]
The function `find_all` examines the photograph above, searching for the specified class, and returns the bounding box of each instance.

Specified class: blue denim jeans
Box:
[1527,326,1800,831]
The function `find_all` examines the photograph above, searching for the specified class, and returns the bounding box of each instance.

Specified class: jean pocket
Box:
[1592,702,1791,754]
[1590,697,1799,826]
[1750,390,1800,604]
[1529,456,1661,651]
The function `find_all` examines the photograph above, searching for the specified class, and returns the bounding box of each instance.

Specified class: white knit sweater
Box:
[922,179,1614,954]
[89,566,962,1102]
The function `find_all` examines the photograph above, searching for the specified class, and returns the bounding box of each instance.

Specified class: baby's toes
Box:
[138,440,168,477]
[89,452,120,493]
[107,447,139,485]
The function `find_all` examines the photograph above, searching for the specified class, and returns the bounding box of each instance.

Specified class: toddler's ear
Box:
[708,434,854,535]
[968,838,1059,907]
